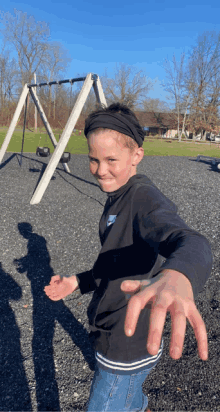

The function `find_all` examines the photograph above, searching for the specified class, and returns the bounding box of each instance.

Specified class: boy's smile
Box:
[88,130,143,192]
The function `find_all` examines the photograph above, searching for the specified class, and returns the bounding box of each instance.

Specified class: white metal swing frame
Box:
[0,73,107,204]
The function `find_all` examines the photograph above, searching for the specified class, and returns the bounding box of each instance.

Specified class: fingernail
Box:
[126,329,133,336]
[202,352,208,361]
[172,347,180,358]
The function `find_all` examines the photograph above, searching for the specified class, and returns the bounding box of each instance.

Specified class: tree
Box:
[101,63,153,109]
[141,98,170,112]
[0,9,71,128]
[163,53,190,141]
[186,31,220,139]
[187,103,220,138]
[0,41,20,126]
[0,9,50,86]
[0,49,18,108]
[37,41,71,118]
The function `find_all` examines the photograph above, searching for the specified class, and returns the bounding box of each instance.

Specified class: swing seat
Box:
[60,152,71,163]
[36,147,50,157]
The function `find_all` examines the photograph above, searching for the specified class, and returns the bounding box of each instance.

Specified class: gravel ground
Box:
[0,152,219,412]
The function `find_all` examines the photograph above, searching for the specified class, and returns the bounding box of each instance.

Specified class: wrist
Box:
[70,275,79,290]
[62,274,79,291]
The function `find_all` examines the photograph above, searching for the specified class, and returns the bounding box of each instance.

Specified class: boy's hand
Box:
[121,269,208,361]
[44,275,79,301]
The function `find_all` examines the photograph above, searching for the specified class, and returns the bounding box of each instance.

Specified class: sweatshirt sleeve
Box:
[75,269,97,295]
[134,185,213,299]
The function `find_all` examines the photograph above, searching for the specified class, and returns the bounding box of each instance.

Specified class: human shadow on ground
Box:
[14,222,95,412]
[0,262,32,411]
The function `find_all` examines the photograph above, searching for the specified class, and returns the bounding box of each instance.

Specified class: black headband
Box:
[84,112,145,147]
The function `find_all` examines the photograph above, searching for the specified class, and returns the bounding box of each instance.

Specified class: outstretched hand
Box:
[44,275,79,301]
[121,269,208,361]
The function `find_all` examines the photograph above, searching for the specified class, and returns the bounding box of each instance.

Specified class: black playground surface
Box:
[0,153,219,411]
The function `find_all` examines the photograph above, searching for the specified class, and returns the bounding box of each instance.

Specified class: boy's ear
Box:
[132,147,144,166]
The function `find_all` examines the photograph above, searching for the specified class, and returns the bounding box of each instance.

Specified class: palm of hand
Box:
[121,270,208,361]
[44,275,76,301]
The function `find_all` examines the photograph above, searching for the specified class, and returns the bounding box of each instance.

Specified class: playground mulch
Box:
[0,152,219,412]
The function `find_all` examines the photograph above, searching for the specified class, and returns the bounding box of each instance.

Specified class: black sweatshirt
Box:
[76,174,212,375]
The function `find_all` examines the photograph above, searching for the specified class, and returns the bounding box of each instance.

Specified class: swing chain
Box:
[20,94,28,166]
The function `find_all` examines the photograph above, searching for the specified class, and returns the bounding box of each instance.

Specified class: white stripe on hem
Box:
[95,340,163,372]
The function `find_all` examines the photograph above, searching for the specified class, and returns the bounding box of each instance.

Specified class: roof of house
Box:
[134,111,183,129]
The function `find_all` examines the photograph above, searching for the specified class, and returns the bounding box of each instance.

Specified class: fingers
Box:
[124,285,154,337]
[121,280,141,292]
[187,307,208,360]
[49,275,61,284]
[44,285,55,298]
[169,300,186,359]
[44,276,62,300]
[147,295,169,355]
[121,279,151,292]
[122,273,208,361]
[124,295,143,337]
[121,280,142,303]
[44,284,63,301]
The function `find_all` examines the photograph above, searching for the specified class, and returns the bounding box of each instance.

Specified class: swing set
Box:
[0,73,107,204]
[35,78,74,162]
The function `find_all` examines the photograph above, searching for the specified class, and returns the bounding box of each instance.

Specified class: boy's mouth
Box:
[98,177,114,182]
[97,178,116,188]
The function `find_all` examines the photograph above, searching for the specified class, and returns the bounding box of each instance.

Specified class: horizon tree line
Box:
[1,9,220,140]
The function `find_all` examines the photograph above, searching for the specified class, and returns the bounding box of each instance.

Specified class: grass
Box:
[0,129,89,155]
[0,128,220,158]
[142,139,220,157]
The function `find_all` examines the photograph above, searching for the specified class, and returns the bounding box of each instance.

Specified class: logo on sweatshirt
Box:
[107,215,117,227]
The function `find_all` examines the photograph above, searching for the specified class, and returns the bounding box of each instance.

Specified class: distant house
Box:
[134,111,185,137]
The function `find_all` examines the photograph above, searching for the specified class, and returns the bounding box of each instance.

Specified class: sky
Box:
[1,0,220,105]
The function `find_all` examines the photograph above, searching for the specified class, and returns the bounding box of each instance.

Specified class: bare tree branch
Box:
[187,31,220,139]
[0,9,50,85]
[101,63,153,109]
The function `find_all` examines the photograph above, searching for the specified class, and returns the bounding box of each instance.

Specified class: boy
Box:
[45,103,212,412]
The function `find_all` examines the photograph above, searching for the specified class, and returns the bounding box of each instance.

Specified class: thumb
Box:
[50,274,62,284]
[121,280,141,292]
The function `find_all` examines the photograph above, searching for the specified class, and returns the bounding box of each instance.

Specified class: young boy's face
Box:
[88,130,142,192]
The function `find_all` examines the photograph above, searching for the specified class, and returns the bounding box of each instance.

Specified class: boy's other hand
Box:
[44,275,79,301]
[121,269,208,361]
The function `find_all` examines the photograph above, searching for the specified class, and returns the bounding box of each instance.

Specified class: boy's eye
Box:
[108,159,116,162]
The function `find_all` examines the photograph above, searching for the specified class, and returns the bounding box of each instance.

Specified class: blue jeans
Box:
[86,355,161,411]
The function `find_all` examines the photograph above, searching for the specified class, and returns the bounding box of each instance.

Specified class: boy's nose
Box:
[97,162,108,177]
